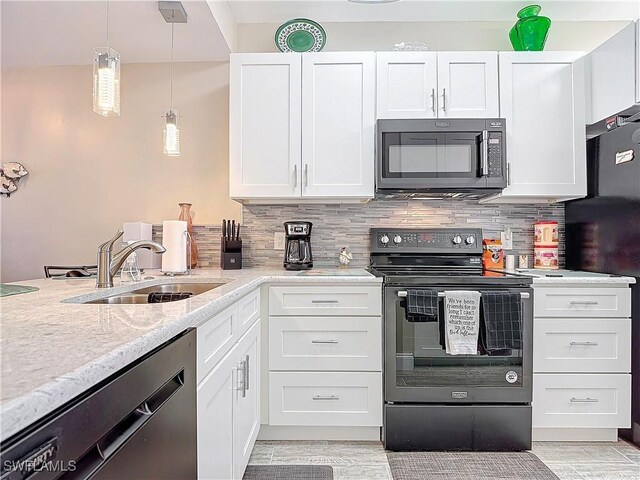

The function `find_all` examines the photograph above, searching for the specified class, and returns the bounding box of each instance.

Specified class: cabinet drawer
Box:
[534,287,631,318]
[534,318,631,373]
[238,288,260,337]
[533,374,631,428]
[269,285,381,316]
[269,372,382,426]
[197,303,238,384]
[269,316,382,371]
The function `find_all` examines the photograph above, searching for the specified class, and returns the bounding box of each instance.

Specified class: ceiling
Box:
[227,0,640,24]
[1,0,231,67]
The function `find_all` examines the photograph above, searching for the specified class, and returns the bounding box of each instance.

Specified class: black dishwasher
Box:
[1,328,197,480]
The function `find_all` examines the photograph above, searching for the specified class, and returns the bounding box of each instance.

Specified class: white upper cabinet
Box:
[437,52,499,118]
[229,52,375,202]
[376,51,499,119]
[230,54,302,199]
[302,53,375,198]
[376,52,438,119]
[482,52,587,204]
[586,22,637,125]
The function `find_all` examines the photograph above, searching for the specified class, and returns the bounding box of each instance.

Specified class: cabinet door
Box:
[376,52,438,119]
[197,350,236,480]
[230,54,302,199]
[498,52,587,200]
[301,53,375,198]
[586,22,636,124]
[437,52,499,118]
[233,320,261,480]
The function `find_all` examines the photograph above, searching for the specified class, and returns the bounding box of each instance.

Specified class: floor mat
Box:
[387,451,559,480]
[243,465,334,480]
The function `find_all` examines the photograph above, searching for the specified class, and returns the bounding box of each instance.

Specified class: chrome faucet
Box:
[97,230,166,288]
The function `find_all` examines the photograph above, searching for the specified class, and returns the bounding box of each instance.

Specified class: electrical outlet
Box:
[501,230,513,250]
[274,232,285,250]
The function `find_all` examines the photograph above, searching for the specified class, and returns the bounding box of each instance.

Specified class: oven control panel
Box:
[371,228,483,254]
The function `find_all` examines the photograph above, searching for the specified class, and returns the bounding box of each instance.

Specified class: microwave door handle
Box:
[481,130,489,177]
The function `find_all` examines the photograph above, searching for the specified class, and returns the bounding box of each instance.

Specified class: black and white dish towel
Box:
[406,289,439,322]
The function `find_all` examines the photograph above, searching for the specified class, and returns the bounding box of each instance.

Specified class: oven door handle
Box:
[397,291,530,299]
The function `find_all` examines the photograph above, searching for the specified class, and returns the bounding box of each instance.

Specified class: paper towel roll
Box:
[162,220,187,273]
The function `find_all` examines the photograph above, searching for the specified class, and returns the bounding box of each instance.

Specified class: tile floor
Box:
[248,439,640,480]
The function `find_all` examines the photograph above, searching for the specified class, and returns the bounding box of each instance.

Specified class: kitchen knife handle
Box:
[231,220,236,240]
[222,219,226,239]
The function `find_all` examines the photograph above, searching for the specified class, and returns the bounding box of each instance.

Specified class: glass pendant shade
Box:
[93,47,121,116]
[163,110,180,156]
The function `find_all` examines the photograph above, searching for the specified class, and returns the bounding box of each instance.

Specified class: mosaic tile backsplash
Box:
[153,200,565,269]
[240,200,565,269]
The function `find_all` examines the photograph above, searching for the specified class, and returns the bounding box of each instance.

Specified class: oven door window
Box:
[395,298,523,388]
[382,132,481,179]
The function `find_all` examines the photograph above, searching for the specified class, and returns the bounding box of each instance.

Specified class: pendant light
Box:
[93,0,120,116]
[163,17,180,156]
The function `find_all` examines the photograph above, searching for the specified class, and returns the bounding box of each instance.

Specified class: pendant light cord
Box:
[170,14,175,109]
[106,0,110,49]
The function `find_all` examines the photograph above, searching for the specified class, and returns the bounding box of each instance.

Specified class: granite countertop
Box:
[0,267,380,441]
[510,269,636,285]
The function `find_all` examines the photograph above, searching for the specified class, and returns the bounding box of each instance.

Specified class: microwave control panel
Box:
[487,133,503,177]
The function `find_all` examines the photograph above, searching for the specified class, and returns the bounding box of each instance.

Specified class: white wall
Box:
[1,61,240,282]
[238,21,630,52]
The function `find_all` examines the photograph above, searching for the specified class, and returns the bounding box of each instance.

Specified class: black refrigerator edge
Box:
[566,118,640,446]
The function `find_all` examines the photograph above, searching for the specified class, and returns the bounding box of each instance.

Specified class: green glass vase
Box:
[509,5,551,51]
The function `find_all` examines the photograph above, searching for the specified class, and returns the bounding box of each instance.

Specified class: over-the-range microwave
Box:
[376,119,507,199]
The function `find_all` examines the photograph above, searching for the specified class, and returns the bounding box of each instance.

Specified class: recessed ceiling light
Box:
[348,0,400,4]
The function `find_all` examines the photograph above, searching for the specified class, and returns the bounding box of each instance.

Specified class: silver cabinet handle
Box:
[304,164,309,187]
[430,88,435,112]
[569,300,599,305]
[441,88,446,111]
[311,340,339,344]
[311,300,339,304]
[244,354,250,392]
[236,361,245,396]
[570,397,599,403]
[397,291,530,299]
[507,163,511,186]
[313,395,340,401]
[481,130,489,177]
[293,164,298,187]
[570,341,599,346]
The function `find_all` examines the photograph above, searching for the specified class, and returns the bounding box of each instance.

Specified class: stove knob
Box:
[380,234,389,246]
[465,235,476,245]
[393,235,403,245]
[452,235,462,245]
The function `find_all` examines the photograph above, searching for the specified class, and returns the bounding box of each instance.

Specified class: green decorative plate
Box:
[275,18,326,53]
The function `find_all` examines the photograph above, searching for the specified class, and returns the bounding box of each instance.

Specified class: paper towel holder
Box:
[162,230,192,276]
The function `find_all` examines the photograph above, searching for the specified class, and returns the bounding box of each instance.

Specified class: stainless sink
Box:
[84,282,226,305]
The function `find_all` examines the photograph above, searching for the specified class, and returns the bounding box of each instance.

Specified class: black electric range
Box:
[369,228,533,452]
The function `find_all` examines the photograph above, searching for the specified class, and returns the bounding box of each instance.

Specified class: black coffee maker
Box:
[283,221,313,270]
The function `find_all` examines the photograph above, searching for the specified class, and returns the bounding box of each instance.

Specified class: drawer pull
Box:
[570,397,599,403]
[311,340,339,344]
[570,341,599,346]
[569,301,599,305]
[311,300,339,304]
[313,395,340,401]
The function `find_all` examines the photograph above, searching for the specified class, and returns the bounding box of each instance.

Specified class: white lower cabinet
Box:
[269,372,383,427]
[533,374,631,429]
[532,282,633,441]
[197,289,261,480]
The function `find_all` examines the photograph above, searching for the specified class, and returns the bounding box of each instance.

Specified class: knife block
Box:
[220,238,242,270]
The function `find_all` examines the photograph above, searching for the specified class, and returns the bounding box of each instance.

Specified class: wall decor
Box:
[509,4,551,51]
[1,162,29,197]
[275,18,326,53]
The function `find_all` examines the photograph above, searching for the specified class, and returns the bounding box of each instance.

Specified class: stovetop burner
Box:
[369,227,532,287]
